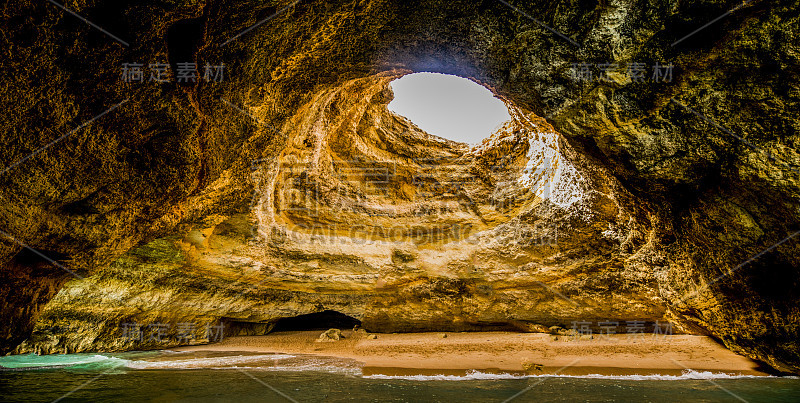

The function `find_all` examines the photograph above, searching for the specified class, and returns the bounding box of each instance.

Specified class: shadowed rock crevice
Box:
[0,248,74,356]
[167,16,206,86]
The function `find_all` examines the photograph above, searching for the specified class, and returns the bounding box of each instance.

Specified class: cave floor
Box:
[174,331,770,377]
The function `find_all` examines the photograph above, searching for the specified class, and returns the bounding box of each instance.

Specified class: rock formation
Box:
[0,0,798,373]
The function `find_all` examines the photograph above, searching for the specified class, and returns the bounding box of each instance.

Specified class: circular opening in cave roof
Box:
[388,72,511,145]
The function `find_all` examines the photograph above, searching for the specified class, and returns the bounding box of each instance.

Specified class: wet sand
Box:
[177,330,771,376]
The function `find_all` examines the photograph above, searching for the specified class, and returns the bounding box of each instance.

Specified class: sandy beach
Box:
[177,330,771,377]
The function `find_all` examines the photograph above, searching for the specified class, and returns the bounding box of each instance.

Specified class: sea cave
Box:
[1,0,799,400]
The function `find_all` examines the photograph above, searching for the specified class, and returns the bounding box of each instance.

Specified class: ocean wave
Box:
[363,369,790,381]
[365,371,528,381]
[6,352,794,382]
[550,370,782,381]
[0,353,128,371]
[124,354,296,369]
[219,364,361,376]
[125,353,361,375]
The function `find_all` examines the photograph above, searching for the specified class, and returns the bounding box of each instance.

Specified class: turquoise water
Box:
[2,352,799,402]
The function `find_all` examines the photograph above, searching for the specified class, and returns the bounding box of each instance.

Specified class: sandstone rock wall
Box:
[1,0,798,372]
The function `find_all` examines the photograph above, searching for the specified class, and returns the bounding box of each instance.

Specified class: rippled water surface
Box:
[2,351,799,402]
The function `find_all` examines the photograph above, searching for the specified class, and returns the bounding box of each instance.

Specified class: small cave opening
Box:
[221,311,361,337]
[271,310,361,332]
[387,72,511,145]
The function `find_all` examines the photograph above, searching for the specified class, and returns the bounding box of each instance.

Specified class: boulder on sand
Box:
[316,328,343,342]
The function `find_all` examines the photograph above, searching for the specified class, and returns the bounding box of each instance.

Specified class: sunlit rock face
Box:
[17,73,656,353]
[1,0,798,372]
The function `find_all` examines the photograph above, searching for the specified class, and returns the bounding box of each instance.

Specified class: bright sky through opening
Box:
[388,72,511,144]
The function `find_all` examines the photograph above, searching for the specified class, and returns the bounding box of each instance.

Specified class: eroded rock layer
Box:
[1,0,798,372]
[17,73,658,354]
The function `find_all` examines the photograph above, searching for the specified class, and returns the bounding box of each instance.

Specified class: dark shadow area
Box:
[0,247,74,355]
[85,1,133,47]
[166,17,205,86]
[271,310,361,332]
[9,247,70,275]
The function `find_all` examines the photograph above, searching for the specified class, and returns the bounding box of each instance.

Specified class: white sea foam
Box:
[123,353,361,375]
[365,371,528,381]
[6,352,794,382]
[552,370,780,381]
[223,364,361,376]
[363,369,788,381]
[125,354,295,369]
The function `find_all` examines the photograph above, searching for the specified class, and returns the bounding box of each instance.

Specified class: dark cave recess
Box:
[224,311,362,336]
